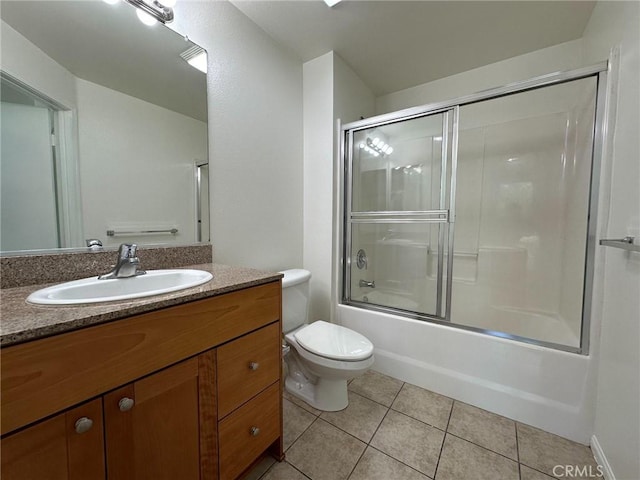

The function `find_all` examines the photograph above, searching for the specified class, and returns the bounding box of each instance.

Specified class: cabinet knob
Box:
[74,417,94,434]
[250,426,260,437]
[248,362,259,371]
[118,397,135,412]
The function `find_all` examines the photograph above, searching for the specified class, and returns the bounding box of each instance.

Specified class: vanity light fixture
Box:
[180,46,207,73]
[323,0,342,6]
[124,0,175,24]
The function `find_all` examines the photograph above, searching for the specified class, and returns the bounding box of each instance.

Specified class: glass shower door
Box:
[344,109,456,319]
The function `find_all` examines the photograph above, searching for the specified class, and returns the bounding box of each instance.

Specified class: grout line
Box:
[284,393,322,417]
[516,422,522,480]
[288,461,313,480]
[345,443,369,480]
[285,415,320,455]
[368,444,435,479]
[388,405,448,433]
[347,383,403,410]
[314,417,369,447]
[519,463,564,480]
[432,399,455,479]
[357,380,405,445]
[366,403,392,445]
[445,432,520,464]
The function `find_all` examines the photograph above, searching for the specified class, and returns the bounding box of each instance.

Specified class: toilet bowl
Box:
[280,269,374,411]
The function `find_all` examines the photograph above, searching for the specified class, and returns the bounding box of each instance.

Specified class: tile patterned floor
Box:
[246,371,602,480]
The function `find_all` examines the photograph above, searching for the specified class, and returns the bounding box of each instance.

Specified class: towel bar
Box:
[599,236,640,252]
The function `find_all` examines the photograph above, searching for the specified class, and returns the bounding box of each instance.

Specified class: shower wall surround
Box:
[344,72,599,351]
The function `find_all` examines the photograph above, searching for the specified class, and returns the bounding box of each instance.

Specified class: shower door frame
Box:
[339,61,609,355]
[344,106,458,320]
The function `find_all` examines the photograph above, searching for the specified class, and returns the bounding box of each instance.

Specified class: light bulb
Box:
[137,9,158,25]
[387,147,393,154]
[359,143,364,149]
[372,138,380,146]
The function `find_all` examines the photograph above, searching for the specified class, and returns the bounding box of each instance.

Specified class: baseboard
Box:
[591,435,615,480]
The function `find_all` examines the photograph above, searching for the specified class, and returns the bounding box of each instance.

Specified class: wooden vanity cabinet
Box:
[1,281,283,480]
[1,398,105,480]
[104,352,217,480]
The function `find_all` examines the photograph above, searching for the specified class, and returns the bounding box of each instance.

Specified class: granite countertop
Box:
[0,263,282,347]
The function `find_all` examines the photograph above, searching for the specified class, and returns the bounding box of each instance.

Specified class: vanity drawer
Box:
[217,322,280,418]
[218,382,280,480]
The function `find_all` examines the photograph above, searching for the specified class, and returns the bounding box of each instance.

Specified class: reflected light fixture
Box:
[102,0,175,24]
[181,46,207,74]
[359,137,393,157]
[323,0,342,6]
[136,8,158,26]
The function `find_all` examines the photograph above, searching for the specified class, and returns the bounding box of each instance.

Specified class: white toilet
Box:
[281,269,374,411]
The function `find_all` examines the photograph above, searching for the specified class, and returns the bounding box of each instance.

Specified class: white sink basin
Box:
[27,269,213,305]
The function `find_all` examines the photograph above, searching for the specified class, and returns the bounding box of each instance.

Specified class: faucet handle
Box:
[118,243,138,259]
[86,239,103,249]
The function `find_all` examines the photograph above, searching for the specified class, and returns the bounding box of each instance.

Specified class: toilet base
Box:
[285,375,349,412]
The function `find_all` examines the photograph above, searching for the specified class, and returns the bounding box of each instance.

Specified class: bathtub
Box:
[337,303,595,443]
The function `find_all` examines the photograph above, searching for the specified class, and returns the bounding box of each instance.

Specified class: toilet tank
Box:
[280,269,311,333]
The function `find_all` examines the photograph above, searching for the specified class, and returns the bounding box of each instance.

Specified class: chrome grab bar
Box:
[106,228,178,237]
[599,236,640,252]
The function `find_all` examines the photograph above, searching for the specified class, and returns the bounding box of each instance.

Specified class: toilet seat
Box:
[294,321,373,361]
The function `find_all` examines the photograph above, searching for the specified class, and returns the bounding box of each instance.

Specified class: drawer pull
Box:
[118,397,135,412]
[74,417,94,434]
[248,362,260,371]
[250,426,260,436]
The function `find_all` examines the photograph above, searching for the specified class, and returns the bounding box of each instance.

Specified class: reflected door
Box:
[0,102,59,250]
[344,108,457,319]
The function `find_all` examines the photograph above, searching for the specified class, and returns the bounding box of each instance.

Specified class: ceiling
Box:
[1,1,207,121]
[230,0,596,96]
[1,1,596,113]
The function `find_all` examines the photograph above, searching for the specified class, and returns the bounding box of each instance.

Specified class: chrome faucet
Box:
[359,279,375,288]
[98,243,146,280]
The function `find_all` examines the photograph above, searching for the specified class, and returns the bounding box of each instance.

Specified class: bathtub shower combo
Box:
[338,64,608,442]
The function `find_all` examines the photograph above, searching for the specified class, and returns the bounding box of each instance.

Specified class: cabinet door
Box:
[104,353,217,480]
[1,398,105,480]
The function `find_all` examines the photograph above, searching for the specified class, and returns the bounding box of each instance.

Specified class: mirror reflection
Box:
[0,0,208,253]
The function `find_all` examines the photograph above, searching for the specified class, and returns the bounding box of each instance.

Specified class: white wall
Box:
[376,39,584,115]
[303,53,334,322]
[170,1,303,271]
[0,20,77,109]
[76,78,206,247]
[582,2,640,479]
[302,51,374,323]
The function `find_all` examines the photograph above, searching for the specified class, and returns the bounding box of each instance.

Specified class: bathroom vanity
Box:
[0,264,284,480]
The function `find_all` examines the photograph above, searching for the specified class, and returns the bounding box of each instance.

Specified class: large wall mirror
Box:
[0,1,208,254]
